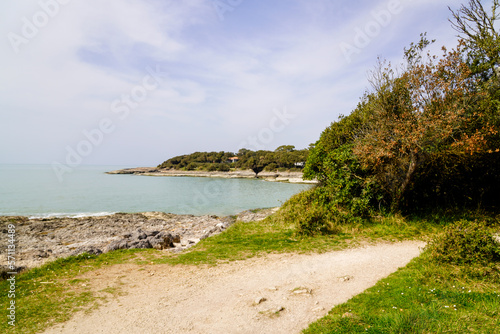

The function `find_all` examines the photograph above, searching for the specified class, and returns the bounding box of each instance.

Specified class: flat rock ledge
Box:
[107,168,318,184]
[0,208,278,272]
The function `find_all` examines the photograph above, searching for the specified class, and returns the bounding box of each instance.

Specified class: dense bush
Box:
[264,163,278,171]
[427,219,500,265]
[274,187,367,236]
[207,164,218,172]
[304,41,499,214]
[403,152,500,211]
[280,2,500,235]
[185,162,199,171]
[217,163,230,172]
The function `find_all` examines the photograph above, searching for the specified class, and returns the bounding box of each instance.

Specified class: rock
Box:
[271,306,285,313]
[255,297,267,305]
[36,250,50,258]
[0,265,27,280]
[133,230,148,240]
[104,240,129,252]
[148,232,179,250]
[146,231,159,237]
[71,245,103,256]
[0,209,278,269]
[128,239,151,249]
[292,288,312,295]
[106,230,180,252]
[312,306,325,312]
[171,234,181,243]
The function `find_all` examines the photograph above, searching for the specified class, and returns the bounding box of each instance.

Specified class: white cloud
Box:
[0,0,466,165]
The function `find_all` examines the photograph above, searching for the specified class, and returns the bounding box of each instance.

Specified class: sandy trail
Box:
[43,241,425,334]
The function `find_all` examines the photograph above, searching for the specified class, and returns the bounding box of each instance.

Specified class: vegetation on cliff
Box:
[157,145,309,174]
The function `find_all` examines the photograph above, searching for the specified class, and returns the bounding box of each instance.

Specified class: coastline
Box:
[106,167,318,184]
[0,209,278,272]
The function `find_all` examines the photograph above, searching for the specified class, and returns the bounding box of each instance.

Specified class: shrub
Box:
[264,163,277,171]
[427,219,500,265]
[217,163,230,172]
[207,164,218,172]
[274,187,365,236]
[185,162,198,171]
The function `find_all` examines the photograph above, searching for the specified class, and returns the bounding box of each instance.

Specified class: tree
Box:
[275,145,295,152]
[353,42,497,207]
[449,0,500,80]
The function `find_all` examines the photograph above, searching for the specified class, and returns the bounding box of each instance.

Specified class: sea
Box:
[0,165,312,218]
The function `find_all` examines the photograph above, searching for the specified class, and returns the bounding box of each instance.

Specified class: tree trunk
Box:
[393,153,419,209]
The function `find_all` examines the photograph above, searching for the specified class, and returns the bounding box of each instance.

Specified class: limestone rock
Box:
[71,245,103,256]
[104,229,180,252]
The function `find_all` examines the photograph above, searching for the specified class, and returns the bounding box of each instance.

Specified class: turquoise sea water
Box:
[0,165,311,217]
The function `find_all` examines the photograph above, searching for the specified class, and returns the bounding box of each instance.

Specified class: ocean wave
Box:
[24,212,117,219]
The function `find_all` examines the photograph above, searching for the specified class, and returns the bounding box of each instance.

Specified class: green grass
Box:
[155,213,440,266]
[0,210,496,333]
[0,249,148,333]
[303,251,500,333]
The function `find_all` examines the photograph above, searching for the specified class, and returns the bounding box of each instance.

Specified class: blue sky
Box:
[0,0,468,167]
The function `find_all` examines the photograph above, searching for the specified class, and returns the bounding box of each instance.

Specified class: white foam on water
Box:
[24,212,116,219]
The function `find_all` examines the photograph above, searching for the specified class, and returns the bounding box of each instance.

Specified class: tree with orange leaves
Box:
[353,40,498,207]
[304,1,500,217]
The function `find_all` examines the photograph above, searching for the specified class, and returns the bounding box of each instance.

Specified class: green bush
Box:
[207,164,218,172]
[264,163,277,171]
[217,163,230,172]
[427,219,500,265]
[185,162,198,171]
[274,187,366,236]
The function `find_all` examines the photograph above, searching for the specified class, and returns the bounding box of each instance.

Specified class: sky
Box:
[0,0,470,167]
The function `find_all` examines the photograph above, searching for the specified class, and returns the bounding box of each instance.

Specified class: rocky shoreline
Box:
[0,209,278,273]
[106,167,318,184]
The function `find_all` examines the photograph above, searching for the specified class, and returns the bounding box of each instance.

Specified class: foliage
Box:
[449,0,500,80]
[302,0,500,219]
[274,186,371,236]
[354,43,498,208]
[217,163,230,172]
[157,146,309,174]
[299,102,382,234]
[303,102,369,183]
[427,219,500,265]
[404,151,500,209]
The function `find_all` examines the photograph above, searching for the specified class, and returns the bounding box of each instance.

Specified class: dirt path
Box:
[43,241,425,334]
